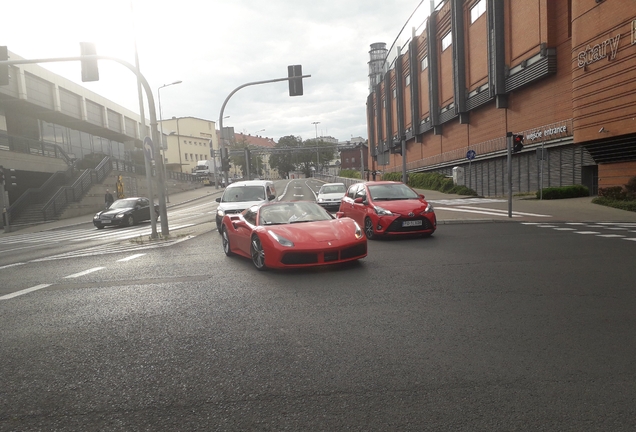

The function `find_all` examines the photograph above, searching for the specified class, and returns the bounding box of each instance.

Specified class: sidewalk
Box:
[3,184,635,236]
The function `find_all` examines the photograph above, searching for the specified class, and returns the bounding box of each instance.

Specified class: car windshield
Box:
[368,184,419,201]
[110,199,138,209]
[259,202,333,225]
[221,186,266,203]
[320,184,346,194]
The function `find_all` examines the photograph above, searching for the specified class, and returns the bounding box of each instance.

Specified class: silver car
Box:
[316,183,347,212]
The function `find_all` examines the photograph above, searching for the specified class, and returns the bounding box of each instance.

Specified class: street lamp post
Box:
[158,80,182,203]
[312,122,320,173]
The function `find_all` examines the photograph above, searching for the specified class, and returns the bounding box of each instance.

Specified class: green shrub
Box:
[598,186,627,200]
[538,184,589,200]
[625,176,636,199]
[375,171,477,196]
[592,196,636,212]
[339,169,361,179]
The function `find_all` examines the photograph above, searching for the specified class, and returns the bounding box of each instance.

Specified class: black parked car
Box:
[93,197,159,229]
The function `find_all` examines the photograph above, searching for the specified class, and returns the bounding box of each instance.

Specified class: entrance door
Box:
[581,165,598,195]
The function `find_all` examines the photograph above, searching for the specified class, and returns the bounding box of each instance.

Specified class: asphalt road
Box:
[1,217,635,430]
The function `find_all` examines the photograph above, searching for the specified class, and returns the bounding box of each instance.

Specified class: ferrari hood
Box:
[267,219,354,243]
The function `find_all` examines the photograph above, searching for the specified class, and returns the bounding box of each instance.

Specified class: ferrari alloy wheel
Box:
[250,235,267,271]
[364,217,376,240]
[221,226,233,256]
[126,215,135,227]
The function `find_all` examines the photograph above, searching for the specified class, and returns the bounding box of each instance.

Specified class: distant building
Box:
[159,117,217,174]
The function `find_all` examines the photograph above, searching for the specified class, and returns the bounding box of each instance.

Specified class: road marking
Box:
[117,253,146,262]
[0,262,26,270]
[64,267,105,278]
[433,206,521,217]
[0,284,52,300]
[574,231,600,235]
[553,228,577,231]
[597,234,626,238]
[455,206,551,218]
[623,238,636,242]
[537,225,558,228]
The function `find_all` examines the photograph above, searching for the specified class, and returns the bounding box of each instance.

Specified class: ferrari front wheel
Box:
[221,226,233,256]
[364,217,376,240]
[250,235,267,271]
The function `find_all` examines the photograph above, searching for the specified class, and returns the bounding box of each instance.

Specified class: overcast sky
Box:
[4,0,432,143]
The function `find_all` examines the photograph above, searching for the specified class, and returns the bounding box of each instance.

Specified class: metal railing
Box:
[6,166,74,222]
[42,156,113,221]
[0,132,74,165]
[313,173,363,189]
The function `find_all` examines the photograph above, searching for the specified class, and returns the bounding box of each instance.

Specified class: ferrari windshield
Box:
[221,186,266,203]
[259,202,333,225]
[368,184,419,201]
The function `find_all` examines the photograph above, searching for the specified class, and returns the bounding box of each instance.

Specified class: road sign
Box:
[466,150,476,160]
[143,136,155,161]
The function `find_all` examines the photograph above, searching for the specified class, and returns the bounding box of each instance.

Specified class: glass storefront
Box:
[39,120,126,161]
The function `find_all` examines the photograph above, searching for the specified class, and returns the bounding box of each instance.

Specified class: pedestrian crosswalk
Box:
[0,223,195,248]
[521,222,636,242]
[429,198,552,218]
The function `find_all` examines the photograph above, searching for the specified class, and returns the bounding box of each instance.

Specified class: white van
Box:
[215,180,277,232]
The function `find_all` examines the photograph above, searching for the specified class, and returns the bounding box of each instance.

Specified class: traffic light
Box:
[512,134,524,153]
[288,65,303,97]
[0,46,9,86]
[80,42,99,82]
[220,147,231,171]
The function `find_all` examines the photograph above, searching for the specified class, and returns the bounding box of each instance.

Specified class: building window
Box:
[405,75,411,86]
[421,56,428,71]
[352,157,355,163]
[470,0,486,24]
[442,32,452,51]
[185,153,188,160]
[392,89,397,99]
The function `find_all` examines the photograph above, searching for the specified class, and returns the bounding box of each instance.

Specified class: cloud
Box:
[5,0,427,142]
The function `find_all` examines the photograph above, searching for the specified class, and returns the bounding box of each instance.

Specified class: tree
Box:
[229,135,264,179]
[269,135,301,178]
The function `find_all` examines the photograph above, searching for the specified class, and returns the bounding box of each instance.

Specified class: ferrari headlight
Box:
[373,205,393,216]
[421,203,434,214]
[353,221,363,239]
[268,231,294,247]
[217,209,225,218]
[115,213,125,218]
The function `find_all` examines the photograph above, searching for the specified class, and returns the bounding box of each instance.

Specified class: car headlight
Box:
[268,231,294,247]
[317,198,324,202]
[217,209,225,218]
[421,203,434,214]
[115,213,125,218]
[93,214,100,219]
[373,205,393,216]
[353,221,364,239]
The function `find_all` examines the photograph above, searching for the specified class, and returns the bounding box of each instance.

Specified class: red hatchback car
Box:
[337,181,436,239]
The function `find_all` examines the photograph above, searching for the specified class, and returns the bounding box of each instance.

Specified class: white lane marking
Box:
[0,262,26,270]
[622,238,636,242]
[537,225,558,228]
[521,222,542,225]
[0,284,52,300]
[597,234,626,238]
[455,206,551,218]
[565,223,586,225]
[64,267,105,278]
[117,253,146,262]
[605,227,628,230]
[553,228,577,231]
[433,207,521,217]
[574,231,600,235]
[429,198,507,205]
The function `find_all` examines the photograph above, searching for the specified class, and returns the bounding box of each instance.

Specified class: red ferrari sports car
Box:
[338,181,436,239]
[220,201,367,270]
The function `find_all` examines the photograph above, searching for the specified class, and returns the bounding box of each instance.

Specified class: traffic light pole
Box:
[218,73,311,187]
[0,54,169,237]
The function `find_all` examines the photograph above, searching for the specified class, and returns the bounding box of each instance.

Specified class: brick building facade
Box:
[367,0,636,195]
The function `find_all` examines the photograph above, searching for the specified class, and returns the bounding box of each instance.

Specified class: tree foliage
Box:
[268,135,337,178]
[229,135,264,179]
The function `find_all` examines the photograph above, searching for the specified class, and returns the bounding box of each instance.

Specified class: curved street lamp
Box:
[158,80,182,202]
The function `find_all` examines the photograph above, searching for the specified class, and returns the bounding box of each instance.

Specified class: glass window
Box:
[470,0,486,24]
[405,75,411,86]
[442,32,452,51]
[421,56,428,71]
[185,153,189,160]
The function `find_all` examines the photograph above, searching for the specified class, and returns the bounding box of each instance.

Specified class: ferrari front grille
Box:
[281,253,319,265]
[340,243,367,260]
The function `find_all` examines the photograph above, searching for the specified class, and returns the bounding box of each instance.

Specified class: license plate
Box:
[102,220,111,224]
[402,220,422,227]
